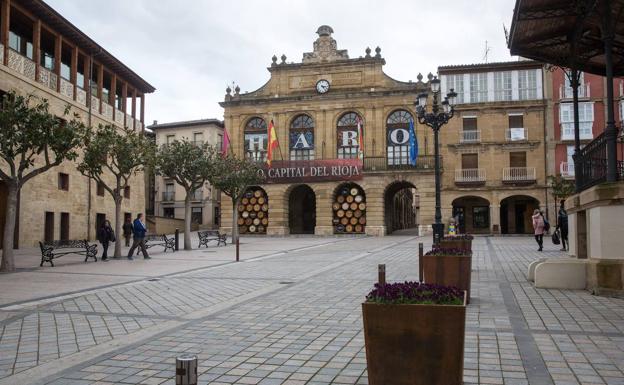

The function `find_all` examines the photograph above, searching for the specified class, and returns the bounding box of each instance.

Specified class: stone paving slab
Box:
[1,235,624,384]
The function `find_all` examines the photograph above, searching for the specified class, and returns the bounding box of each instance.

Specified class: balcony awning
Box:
[508,0,624,76]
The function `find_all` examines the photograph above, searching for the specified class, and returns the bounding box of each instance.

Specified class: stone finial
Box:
[226,86,231,95]
[271,55,278,66]
[417,73,423,82]
[234,85,240,95]
[427,72,434,81]
[316,25,334,37]
[280,54,287,64]
[365,47,372,58]
[375,46,381,58]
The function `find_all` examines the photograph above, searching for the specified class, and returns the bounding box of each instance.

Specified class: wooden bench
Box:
[135,234,175,254]
[198,230,227,248]
[39,240,98,267]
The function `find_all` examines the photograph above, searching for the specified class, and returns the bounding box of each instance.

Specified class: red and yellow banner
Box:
[266,119,279,167]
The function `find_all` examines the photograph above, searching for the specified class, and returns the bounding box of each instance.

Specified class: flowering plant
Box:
[443,234,474,240]
[365,281,464,305]
[425,247,470,256]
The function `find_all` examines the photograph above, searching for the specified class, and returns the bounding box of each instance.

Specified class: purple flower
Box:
[425,247,470,256]
[365,281,464,305]
[443,234,474,240]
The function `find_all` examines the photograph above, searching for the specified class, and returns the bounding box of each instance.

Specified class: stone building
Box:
[439,61,550,234]
[0,0,154,247]
[149,119,224,229]
[220,25,440,237]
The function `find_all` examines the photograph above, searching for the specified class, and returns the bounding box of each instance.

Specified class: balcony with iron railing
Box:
[560,162,575,179]
[1,45,144,131]
[502,167,536,184]
[559,83,590,99]
[454,168,486,186]
[459,130,480,143]
[363,155,438,172]
[162,191,175,202]
[506,128,527,141]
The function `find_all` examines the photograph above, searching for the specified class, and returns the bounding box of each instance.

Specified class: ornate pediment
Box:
[302,25,349,63]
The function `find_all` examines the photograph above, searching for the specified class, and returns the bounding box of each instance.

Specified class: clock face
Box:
[316,79,330,94]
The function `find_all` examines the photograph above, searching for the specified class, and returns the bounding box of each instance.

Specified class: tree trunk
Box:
[184,191,192,250]
[231,198,238,244]
[114,194,123,258]
[0,182,19,272]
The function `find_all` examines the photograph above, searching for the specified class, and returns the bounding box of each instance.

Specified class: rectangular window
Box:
[563,71,586,98]
[9,31,33,59]
[191,207,202,224]
[97,182,105,196]
[163,183,175,201]
[217,134,223,150]
[445,74,465,104]
[124,186,130,199]
[510,152,527,168]
[44,212,54,243]
[214,206,221,226]
[463,117,477,131]
[469,73,488,103]
[245,133,268,161]
[163,207,175,218]
[494,71,512,101]
[60,212,70,241]
[58,173,69,191]
[559,103,594,139]
[518,70,538,100]
[461,153,478,169]
[472,207,490,229]
[193,132,204,146]
[508,114,525,140]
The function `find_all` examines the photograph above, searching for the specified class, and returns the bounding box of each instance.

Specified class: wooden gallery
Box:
[220,26,436,236]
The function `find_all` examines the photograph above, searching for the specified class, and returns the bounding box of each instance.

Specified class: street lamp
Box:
[415,76,457,244]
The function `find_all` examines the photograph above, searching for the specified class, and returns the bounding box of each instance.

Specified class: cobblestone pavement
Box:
[1,236,624,385]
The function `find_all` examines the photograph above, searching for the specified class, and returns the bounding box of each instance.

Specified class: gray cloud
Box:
[47,0,516,124]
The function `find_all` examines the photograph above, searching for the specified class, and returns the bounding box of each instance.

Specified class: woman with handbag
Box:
[532,209,545,251]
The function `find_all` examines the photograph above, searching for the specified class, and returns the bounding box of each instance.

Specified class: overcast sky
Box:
[47,0,517,125]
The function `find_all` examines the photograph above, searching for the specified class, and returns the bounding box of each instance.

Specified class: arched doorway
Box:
[238,186,268,234]
[452,196,490,234]
[288,185,316,234]
[332,183,366,234]
[500,195,540,234]
[384,181,418,234]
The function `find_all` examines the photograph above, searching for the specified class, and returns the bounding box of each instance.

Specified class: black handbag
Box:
[551,229,560,245]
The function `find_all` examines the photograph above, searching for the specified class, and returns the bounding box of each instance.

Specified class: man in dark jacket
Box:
[557,200,569,251]
[98,220,115,261]
[127,213,150,260]
[122,218,134,247]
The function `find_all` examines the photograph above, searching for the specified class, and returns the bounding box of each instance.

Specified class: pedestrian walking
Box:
[532,209,545,251]
[127,213,150,260]
[122,218,134,247]
[98,220,115,261]
[557,200,569,251]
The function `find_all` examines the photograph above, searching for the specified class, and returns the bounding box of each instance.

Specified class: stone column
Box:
[314,182,334,235]
[266,184,288,236]
[70,45,77,101]
[363,178,386,236]
[490,204,501,234]
[54,34,62,91]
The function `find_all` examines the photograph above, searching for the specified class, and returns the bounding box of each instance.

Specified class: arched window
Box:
[244,117,267,161]
[386,110,413,166]
[337,112,363,159]
[289,114,314,160]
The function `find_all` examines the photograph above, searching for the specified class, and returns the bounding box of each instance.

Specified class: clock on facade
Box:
[316,79,330,94]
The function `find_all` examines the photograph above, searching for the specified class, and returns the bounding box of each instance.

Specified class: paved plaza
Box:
[1,235,624,385]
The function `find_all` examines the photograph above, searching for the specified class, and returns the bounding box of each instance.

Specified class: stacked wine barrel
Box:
[332,185,366,234]
[237,188,268,234]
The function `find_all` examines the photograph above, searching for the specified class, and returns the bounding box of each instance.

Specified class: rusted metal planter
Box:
[362,294,466,385]
[423,252,472,303]
[439,238,472,252]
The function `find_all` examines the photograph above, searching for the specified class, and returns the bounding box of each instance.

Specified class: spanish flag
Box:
[266,119,279,167]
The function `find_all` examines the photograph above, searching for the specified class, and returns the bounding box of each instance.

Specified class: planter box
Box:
[423,253,472,303]
[362,295,466,385]
[439,238,472,252]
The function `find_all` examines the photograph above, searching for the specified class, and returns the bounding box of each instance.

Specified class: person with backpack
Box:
[557,200,569,251]
[98,220,115,261]
[127,213,150,260]
[532,209,545,251]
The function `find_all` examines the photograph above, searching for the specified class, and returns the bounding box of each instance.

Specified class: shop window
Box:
[244,117,268,162]
[337,112,362,159]
[289,114,315,160]
[472,207,490,229]
[192,207,203,224]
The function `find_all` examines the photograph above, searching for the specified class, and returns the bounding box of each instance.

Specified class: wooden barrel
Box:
[337,210,345,218]
[258,197,265,204]
[336,224,345,232]
[238,205,245,212]
[355,224,363,232]
[242,211,249,218]
[346,195,354,203]
[341,217,349,225]
[258,211,264,219]
[253,204,260,212]
[257,225,265,233]
[350,217,358,225]
[250,197,257,205]
[355,195,363,203]
[345,210,353,218]
[342,203,349,210]
[346,224,353,232]
[239,226,247,234]
[237,218,245,225]
[359,203,366,210]
[253,218,260,226]
[350,188,358,196]
[254,190,262,198]
[242,198,249,205]
[262,204,268,212]
[354,210,362,218]
[359,217,366,225]
[246,204,253,211]
[245,218,252,225]
[350,203,358,210]
[249,212,257,219]
[337,195,345,203]
[261,218,268,225]
[249,225,256,232]
[332,203,341,211]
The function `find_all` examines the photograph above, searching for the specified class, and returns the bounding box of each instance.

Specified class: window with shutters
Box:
[494,71,512,101]
[509,152,526,168]
[507,114,525,140]
[289,114,315,160]
[444,74,465,104]
[461,153,478,170]
[469,73,488,103]
[386,110,413,165]
[560,103,593,140]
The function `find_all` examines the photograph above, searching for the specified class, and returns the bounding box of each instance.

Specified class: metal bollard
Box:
[176,354,197,385]
[378,264,386,286]
[418,242,424,283]
[175,228,179,251]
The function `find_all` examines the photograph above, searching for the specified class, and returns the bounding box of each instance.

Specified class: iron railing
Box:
[454,168,486,183]
[502,167,536,182]
[560,162,575,179]
[363,155,439,172]
[575,132,624,191]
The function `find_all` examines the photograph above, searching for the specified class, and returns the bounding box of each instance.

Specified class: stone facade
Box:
[149,119,224,229]
[0,0,153,247]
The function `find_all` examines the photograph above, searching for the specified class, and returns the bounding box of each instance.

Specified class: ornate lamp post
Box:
[415,76,457,244]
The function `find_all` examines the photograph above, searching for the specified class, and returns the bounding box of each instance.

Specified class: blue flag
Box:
[409,119,418,166]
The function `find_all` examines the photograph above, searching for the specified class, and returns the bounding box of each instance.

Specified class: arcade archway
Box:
[452,196,490,234]
[500,195,540,234]
[288,185,316,234]
[384,181,418,234]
